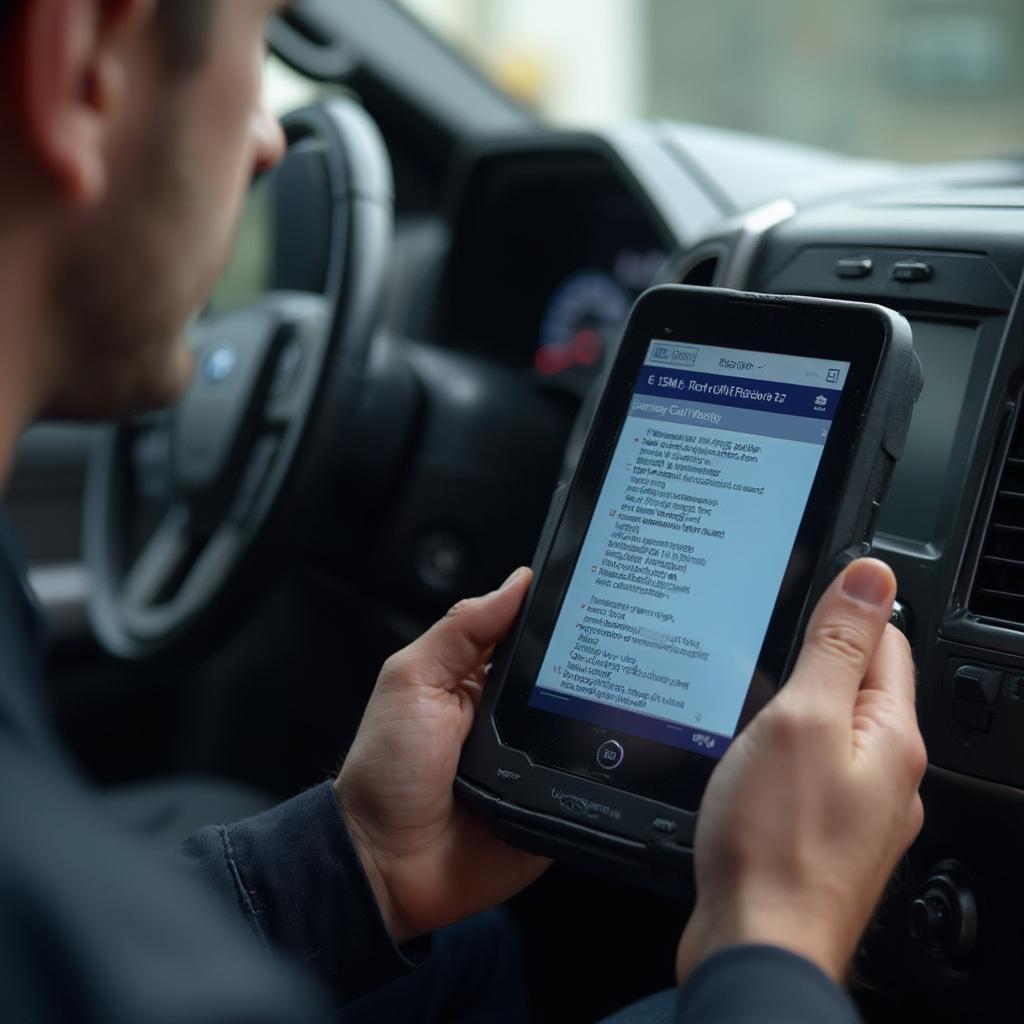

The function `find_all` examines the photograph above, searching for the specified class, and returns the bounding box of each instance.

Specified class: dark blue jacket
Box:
[0,512,860,1023]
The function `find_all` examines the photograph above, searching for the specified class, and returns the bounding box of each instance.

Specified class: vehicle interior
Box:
[7,0,1024,1020]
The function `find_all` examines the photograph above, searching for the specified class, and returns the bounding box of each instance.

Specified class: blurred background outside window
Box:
[397,0,1024,162]
[239,1,1022,313]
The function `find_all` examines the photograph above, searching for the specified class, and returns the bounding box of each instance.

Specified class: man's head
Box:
[0,0,287,419]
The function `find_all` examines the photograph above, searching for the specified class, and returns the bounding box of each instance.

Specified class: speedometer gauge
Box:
[536,270,631,377]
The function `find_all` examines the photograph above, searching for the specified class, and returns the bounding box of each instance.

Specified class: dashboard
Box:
[431,143,671,394]
[422,124,1024,1019]
[10,95,1024,1020]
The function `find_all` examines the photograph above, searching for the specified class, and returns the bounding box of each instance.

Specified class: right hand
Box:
[335,569,550,945]
[676,558,926,984]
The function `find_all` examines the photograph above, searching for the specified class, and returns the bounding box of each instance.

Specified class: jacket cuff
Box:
[218,779,430,1003]
[676,945,861,1024]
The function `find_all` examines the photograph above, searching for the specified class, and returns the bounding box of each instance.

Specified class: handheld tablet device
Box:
[456,285,921,892]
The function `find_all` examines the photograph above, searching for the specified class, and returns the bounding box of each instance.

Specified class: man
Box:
[0,2,926,1022]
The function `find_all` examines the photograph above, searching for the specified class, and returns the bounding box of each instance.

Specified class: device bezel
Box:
[493,287,890,810]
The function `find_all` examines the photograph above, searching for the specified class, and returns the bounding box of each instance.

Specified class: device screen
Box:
[528,339,851,763]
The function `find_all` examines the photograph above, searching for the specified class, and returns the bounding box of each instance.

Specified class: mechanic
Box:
[0,2,927,1023]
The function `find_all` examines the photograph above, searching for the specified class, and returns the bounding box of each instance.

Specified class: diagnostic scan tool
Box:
[457,285,922,891]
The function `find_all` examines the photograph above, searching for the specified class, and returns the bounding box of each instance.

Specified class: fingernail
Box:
[842,560,893,607]
[499,567,527,591]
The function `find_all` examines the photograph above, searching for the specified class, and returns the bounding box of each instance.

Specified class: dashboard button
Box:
[889,599,910,636]
[835,257,873,279]
[908,862,978,961]
[952,665,1002,705]
[652,816,678,836]
[891,260,933,282]
[596,740,624,770]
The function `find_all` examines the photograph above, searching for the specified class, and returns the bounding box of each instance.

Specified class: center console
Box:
[674,183,1024,1017]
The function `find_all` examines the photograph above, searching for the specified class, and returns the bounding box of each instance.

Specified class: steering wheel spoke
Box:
[225,433,282,525]
[121,506,194,610]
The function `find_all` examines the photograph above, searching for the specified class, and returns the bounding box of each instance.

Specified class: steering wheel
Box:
[85,96,575,663]
[84,99,395,659]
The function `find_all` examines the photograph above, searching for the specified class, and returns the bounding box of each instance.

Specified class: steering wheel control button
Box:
[651,817,678,836]
[201,345,239,385]
[891,259,934,283]
[834,257,873,279]
[952,701,992,734]
[596,740,625,770]
[952,665,1002,705]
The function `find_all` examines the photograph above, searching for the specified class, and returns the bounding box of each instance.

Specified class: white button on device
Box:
[596,740,625,770]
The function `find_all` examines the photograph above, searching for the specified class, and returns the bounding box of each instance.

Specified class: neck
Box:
[0,225,55,491]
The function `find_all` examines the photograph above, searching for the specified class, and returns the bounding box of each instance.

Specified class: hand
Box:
[335,568,550,944]
[676,558,926,984]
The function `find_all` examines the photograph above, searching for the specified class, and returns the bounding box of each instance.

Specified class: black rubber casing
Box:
[457,285,922,893]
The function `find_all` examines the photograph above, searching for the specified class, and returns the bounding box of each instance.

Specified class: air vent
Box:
[969,408,1024,627]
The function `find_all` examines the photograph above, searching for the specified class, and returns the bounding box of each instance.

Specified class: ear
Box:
[15,0,154,206]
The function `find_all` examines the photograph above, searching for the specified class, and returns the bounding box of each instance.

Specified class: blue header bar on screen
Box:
[635,367,844,421]
[645,340,850,392]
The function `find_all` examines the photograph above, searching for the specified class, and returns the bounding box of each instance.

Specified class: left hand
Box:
[335,568,550,944]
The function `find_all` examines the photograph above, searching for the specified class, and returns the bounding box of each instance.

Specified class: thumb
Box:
[785,558,896,711]
[395,568,533,688]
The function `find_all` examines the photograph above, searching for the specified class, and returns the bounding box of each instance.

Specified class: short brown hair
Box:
[0,1,217,70]
[154,0,218,71]
[0,1,17,34]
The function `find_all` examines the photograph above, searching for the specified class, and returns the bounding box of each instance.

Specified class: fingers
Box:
[785,559,896,712]
[388,568,532,689]
[860,624,916,707]
[857,625,927,784]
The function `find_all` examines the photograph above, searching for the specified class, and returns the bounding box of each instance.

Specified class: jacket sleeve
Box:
[177,779,428,1004]
[675,945,862,1024]
[0,741,333,1024]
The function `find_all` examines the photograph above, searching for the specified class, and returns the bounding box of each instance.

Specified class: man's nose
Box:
[252,104,286,175]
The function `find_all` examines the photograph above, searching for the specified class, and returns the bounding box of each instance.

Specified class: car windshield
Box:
[398,0,1024,163]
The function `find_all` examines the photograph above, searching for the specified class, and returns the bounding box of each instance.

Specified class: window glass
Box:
[398,0,1024,161]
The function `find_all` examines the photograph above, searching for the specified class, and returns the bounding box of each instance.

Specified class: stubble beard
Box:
[45,103,209,421]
